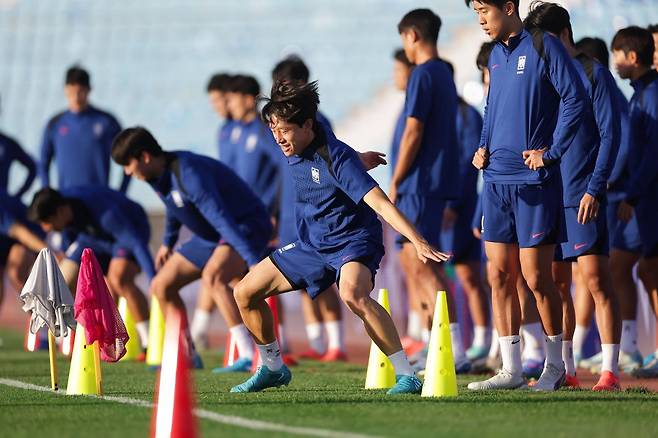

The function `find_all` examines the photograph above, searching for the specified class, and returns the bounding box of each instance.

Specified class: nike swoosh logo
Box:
[532,232,545,239]
[574,243,588,250]
[511,339,520,344]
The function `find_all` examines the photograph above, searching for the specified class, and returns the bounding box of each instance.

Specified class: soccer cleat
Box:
[522,358,544,380]
[563,374,581,389]
[191,351,204,369]
[386,375,423,395]
[642,351,656,367]
[297,349,325,360]
[532,363,566,392]
[320,348,348,362]
[212,357,252,373]
[455,357,472,374]
[230,365,292,393]
[136,350,147,363]
[617,350,643,373]
[282,354,298,366]
[592,370,621,391]
[632,356,658,378]
[467,369,526,391]
[466,345,489,362]
[402,338,426,357]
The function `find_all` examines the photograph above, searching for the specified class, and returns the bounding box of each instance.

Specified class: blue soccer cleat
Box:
[230,365,292,393]
[212,357,253,373]
[522,358,544,380]
[387,375,423,395]
[455,357,472,374]
[466,345,489,362]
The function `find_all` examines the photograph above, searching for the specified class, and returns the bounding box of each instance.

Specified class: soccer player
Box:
[39,66,128,192]
[524,2,622,390]
[392,8,469,373]
[111,127,274,369]
[229,80,450,395]
[0,123,36,198]
[649,24,658,68]
[466,0,588,391]
[611,26,658,378]
[28,186,153,354]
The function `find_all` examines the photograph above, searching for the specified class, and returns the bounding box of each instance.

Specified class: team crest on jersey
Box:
[278,242,296,253]
[171,190,185,207]
[245,134,258,152]
[93,122,104,137]
[311,167,320,184]
[230,126,242,143]
[517,56,526,74]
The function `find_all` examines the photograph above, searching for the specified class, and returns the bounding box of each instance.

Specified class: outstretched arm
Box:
[8,223,47,253]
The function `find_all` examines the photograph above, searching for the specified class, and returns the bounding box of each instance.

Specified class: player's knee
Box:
[232,280,254,309]
[522,270,546,294]
[107,269,130,293]
[488,268,510,292]
[150,275,175,304]
[338,286,367,316]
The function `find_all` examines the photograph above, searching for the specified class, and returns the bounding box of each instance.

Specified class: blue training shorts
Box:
[635,193,658,258]
[608,201,642,254]
[395,194,444,248]
[555,205,608,261]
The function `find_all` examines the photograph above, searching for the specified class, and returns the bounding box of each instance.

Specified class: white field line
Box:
[0,378,381,438]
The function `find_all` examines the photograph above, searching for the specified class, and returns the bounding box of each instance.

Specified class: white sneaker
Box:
[532,363,566,391]
[467,369,526,391]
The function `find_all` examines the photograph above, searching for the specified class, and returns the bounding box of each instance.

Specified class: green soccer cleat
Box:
[387,375,423,395]
[230,365,292,393]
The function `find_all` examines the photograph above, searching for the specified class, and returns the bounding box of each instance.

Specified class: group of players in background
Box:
[1,0,658,394]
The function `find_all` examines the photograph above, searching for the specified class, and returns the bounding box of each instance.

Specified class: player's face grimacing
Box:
[612,49,635,79]
[269,115,314,157]
[471,1,507,41]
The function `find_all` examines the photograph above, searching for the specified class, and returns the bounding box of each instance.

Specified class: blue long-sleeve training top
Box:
[39,106,129,192]
[606,85,630,203]
[151,151,271,266]
[447,101,483,211]
[481,28,588,184]
[0,131,36,198]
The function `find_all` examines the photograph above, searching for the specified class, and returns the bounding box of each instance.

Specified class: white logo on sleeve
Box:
[278,242,296,253]
[517,56,526,74]
[311,167,320,184]
[171,190,185,207]
[245,134,258,152]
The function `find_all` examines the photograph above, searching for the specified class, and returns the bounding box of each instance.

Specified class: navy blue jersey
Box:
[151,151,271,266]
[607,85,631,203]
[400,58,459,199]
[39,106,129,192]
[481,29,588,184]
[217,119,238,163]
[625,70,658,204]
[59,186,155,278]
[389,108,406,178]
[447,101,483,211]
[287,125,382,252]
[0,132,36,198]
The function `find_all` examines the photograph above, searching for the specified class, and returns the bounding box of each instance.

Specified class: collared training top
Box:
[0,131,36,198]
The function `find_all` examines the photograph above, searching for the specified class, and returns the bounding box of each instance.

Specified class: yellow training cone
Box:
[421,291,458,397]
[146,297,165,366]
[365,288,396,389]
[66,324,102,395]
[118,298,141,361]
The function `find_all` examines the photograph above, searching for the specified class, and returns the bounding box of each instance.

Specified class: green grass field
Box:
[1,328,657,438]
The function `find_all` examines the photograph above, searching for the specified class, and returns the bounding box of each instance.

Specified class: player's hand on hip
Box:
[522,148,547,170]
[442,207,458,230]
[472,147,489,169]
[413,239,452,264]
[155,245,173,270]
[577,193,599,224]
[359,151,387,170]
[617,201,634,223]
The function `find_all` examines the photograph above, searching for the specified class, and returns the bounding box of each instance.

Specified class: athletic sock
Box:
[521,322,545,361]
[229,324,254,360]
[421,328,431,345]
[324,320,344,351]
[190,309,211,343]
[620,320,638,354]
[257,340,283,371]
[388,350,415,377]
[545,333,564,369]
[488,329,500,359]
[499,335,522,375]
[562,340,576,376]
[135,321,149,349]
[450,323,466,361]
[572,324,588,359]
[472,326,491,349]
[305,322,326,354]
[601,343,620,375]
[407,311,422,341]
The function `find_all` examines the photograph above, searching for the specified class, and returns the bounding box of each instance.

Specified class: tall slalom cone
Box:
[147,297,166,366]
[365,289,396,389]
[151,308,197,438]
[66,324,102,395]
[118,297,141,361]
[421,291,458,398]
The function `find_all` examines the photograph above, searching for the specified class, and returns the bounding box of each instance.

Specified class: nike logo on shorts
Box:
[531,231,545,239]
[574,243,588,250]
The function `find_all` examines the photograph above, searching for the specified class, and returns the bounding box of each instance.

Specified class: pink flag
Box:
[74,248,129,362]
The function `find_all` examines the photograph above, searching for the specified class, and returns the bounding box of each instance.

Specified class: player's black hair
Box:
[272,56,310,84]
[261,80,319,127]
[227,74,260,96]
[206,73,233,93]
[575,37,609,67]
[464,0,520,15]
[111,126,163,165]
[648,24,658,34]
[397,9,442,44]
[393,48,413,67]
[65,65,91,88]
[524,1,574,45]
[28,188,67,222]
[476,41,496,70]
[611,26,655,68]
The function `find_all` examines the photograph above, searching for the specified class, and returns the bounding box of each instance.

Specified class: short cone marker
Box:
[365,289,396,389]
[118,297,142,361]
[151,307,198,438]
[421,290,458,397]
[146,297,165,366]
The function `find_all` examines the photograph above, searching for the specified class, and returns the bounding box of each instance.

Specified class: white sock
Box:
[521,322,545,361]
[562,340,575,376]
[388,350,414,377]
[324,320,344,351]
[572,325,588,359]
[135,321,149,349]
[278,324,288,352]
[545,333,564,369]
[488,329,500,359]
[190,309,211,342]
[229,324,254,360]
[499,335,522,375]
[449,323,466,361]
[472,326,491,349]
[305,322,325,354]
[601,343,620,375]
[620,320,637,354]
[407,311,422,340]
[257,340,283,371]
[421,328,431,345]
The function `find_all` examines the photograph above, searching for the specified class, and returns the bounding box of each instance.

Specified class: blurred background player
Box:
[0,95,36,200]
[393,8,468,374]
[39,66,129,193]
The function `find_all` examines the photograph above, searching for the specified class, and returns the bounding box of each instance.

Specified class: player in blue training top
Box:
[111,127,273,370]
[0,127,36,199]
[229,80,450,395]
[391,9,469,374]
[467,0,588,392]
[39,66,129,193]
[612,26,658,378]
[524,2,622,391]
[27,186,153,355]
